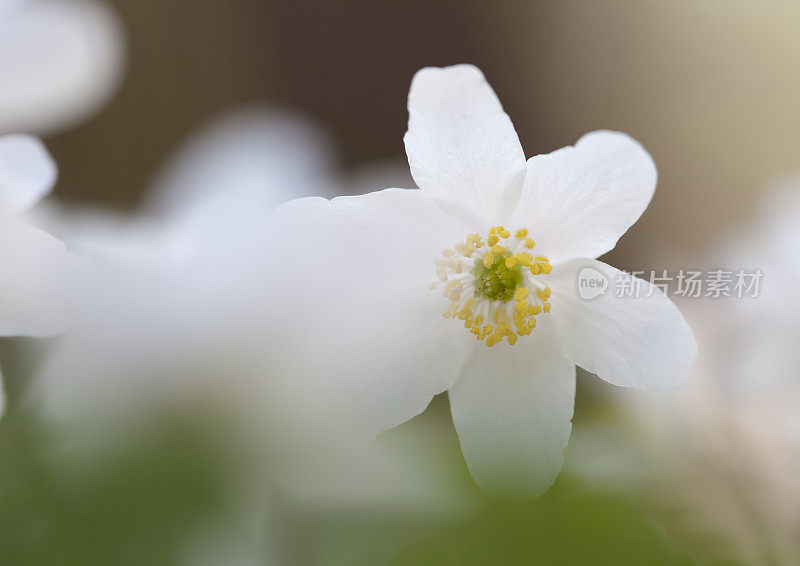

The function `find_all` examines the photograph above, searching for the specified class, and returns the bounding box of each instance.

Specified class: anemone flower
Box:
[271,65,697,498]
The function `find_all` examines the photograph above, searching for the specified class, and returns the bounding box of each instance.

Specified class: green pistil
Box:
[472,254,523,302]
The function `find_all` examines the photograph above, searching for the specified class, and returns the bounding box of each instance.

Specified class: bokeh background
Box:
[5,1,800,564]
[49,0,800,265]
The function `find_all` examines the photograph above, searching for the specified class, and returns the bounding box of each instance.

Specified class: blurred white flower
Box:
[0,0,124,134]
[271,64,697,499]
[0,134,78,411]
[0,135,75,336]
[34,109,337,428]
[613,183,800,564]
[31,110,472,559]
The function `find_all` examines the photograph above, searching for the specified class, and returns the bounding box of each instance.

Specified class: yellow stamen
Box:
[515,252,533,267]
[436,226,553,347]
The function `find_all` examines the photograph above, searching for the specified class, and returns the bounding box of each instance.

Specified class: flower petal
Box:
[147,109,336,230]
[0,135,56,212]
[0,0,124,134]
[0,215,74,336]
[269,188,476,438]
[449,320,575,499]
[512,131,657,264]
[404,64,526,228]
[549,259,697,391]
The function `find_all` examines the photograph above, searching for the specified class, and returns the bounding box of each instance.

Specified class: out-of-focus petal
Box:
[269,188,476,438]
[147,109,337,238]
[0,134,56,211]
[0,215,75,336]
[0,0,125,134]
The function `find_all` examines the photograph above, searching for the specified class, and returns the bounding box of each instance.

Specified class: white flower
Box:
[0,134,73,336]
[0,0,124,134]
[0,134,78,412]
[614,183,800,562]
[271,65,698,498]
[34,109,339,427]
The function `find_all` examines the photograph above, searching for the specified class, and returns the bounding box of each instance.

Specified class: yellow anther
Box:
[439,225,547,347]
[515,252,533,267]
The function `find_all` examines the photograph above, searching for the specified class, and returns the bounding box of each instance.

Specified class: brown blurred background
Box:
[45,0,800,267]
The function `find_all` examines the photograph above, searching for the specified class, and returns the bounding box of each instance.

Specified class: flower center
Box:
[434,227,552,347]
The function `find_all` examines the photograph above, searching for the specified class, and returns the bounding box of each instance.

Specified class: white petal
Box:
[147,109,336,230]
[449,320,575,499]
[404,65,526,228]
[269,188,476,437]
[549,259,697,391]
[512,131,657,264]
[0,0,124,134]
[0,215,75,336]
[0,135,56,211]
